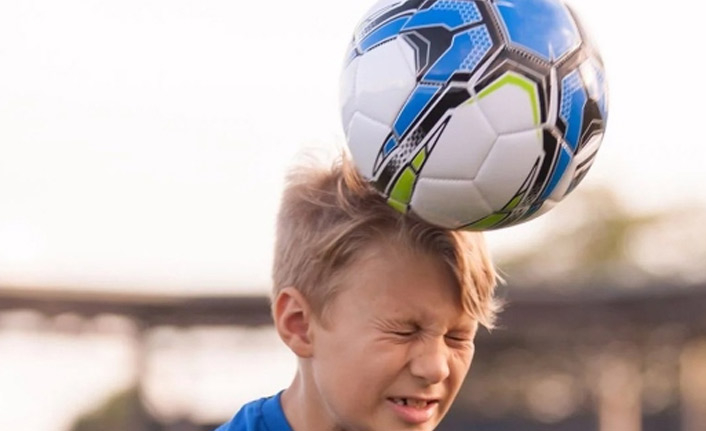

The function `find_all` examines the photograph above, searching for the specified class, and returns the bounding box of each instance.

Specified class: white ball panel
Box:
[355,38,417,126]
[397,37,417,78]
[478,78,538,134]
[346,112,391,179]
[411,178,493,228]
[579,60,602,101]
[474,129,543,211]
[339,57,360,136]
[419,102,497,181]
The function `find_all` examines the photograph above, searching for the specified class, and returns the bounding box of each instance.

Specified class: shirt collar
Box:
[262,391,294,431]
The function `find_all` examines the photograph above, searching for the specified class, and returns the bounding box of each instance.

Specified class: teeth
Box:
[408,399,428,408]
[391,398,429,408]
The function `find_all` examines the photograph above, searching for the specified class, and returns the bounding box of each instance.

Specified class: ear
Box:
[272,287,315,358]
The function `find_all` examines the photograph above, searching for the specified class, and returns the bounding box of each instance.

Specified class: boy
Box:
[216,156,500,431]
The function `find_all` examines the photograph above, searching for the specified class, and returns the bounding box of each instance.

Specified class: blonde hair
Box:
[272,156,501,329]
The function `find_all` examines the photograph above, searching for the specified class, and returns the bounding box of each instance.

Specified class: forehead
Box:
[330,241,470,325]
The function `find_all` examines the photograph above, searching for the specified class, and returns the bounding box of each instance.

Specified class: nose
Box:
[409,338,450,384]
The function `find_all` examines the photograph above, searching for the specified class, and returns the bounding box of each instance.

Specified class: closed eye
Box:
[392,331,416,337]
[445,334,473,345]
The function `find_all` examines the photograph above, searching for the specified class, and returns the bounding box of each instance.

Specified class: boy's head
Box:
[271,156,500,431]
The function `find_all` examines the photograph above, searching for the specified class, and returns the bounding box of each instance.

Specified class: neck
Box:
[281,370,348,431]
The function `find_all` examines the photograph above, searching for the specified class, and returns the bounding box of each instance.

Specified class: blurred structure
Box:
[2,188,705,431]
[1,281,706,431]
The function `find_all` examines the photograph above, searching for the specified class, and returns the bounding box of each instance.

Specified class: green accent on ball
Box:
[389,167,417,205]
[387,199,408,214]
[466,212,507,230]
[476,72,540,126]
[504,194,524,211]
[411,148,427,172]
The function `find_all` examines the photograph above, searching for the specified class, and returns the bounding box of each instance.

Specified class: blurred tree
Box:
[69,386,161,431]
[496,187,706,291]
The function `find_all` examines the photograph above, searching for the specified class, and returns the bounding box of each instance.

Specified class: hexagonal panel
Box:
[418,101,496,180]
[477,71,541,135]
[474,128,544,211]
[346,112,393,179]
[339,56,360,136]
[355,37,417,126]
[411,177,492,228]
[494,0,580,62]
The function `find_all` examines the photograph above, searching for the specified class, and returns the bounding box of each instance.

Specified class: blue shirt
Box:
[215,392,294,431]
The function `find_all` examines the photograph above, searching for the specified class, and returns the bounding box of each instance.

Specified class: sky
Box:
[1,0,705,294]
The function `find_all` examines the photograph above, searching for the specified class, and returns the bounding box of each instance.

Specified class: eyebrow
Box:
[373,317,419,329]
[374,316,478,334]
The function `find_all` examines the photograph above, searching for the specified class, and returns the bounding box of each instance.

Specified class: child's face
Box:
[308,242,476,431]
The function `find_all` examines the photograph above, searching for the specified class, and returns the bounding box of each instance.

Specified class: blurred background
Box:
[1,0,705,430]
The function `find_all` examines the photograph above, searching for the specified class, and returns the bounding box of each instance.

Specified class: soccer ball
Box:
[340,0,608,230]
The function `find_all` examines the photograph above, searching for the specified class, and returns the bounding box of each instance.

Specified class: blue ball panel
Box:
[540,144,572,200]
[359,16,410,52]
[403,0,482,31]
[383,136,398,156]
[393,84,440,137]
[495,0,579,61]
[560,69,587,152]
[423,25,492,83]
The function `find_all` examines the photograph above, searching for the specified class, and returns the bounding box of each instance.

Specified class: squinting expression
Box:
[308,242,477,431]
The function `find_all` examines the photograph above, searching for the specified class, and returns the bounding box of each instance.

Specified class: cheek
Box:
[313,333,374,389]
[322,347,412,428]
[321,338,406,387]
[449,350,475,388]
[315,337,408,404]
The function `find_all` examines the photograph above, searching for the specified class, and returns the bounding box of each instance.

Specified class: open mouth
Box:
[387,397,440,424]
[388,397,438,409]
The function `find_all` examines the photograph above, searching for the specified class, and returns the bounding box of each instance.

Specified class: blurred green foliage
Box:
[70,387,161,431]
[497,186,706,289]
